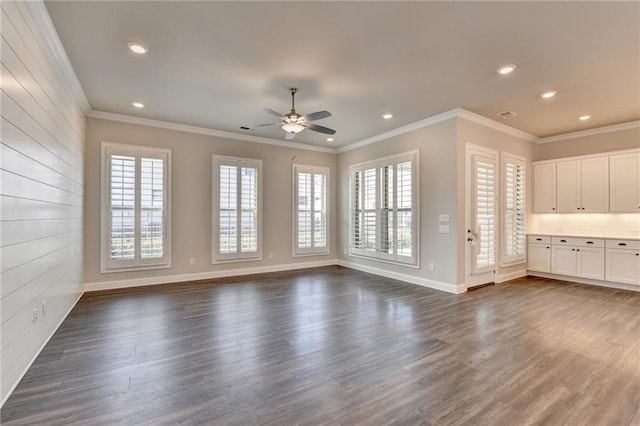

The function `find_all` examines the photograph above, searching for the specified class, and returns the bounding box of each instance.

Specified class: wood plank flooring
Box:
[2,266,639,425]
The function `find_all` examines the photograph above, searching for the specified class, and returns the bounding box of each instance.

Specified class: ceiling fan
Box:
[248,88,336,140]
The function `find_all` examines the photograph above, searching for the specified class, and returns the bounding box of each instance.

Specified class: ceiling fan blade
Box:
[306,123,336,135]
[302,110,332,122]
[248,122,279,129]
[284,131,295,141]
[264,108,284,118]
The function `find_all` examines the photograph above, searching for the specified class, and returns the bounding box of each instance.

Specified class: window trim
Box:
[100,141,172,273]
[348,149,419,267]
[211,154,263,263]
[501,152,527,267]
[292,164,330,257]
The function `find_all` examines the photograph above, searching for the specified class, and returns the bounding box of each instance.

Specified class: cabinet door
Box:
[551,245,577,276]
[528,243,551,272]
[606,249,640,285]
[610,152,640,212]
[581,156,609,212]
[556,160,581,213]
[533,163,556,213]
[576,247,605,280]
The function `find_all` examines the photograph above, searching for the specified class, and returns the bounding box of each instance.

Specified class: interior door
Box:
[466,146,497,288]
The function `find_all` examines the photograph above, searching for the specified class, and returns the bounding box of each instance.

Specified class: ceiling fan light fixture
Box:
[282,122,305,134]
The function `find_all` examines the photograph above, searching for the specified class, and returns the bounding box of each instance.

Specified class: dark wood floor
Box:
[2,266,640,425]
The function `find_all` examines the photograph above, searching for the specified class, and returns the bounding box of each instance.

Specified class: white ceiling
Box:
[45,1,640,148]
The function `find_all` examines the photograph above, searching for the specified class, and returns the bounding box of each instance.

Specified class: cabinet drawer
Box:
[551,237,604,247]
[528,235,550,244]
[606,239,640,250]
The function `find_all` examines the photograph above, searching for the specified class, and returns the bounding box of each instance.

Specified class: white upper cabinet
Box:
[534,152,621,214]
[556,157,608,212]
[533,163,556,213]
[556,160,581,212]
[580,156,609,212]
[609,151,640,212]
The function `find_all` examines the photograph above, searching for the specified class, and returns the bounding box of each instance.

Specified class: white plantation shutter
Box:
[293,165,329,255]
[102,143,171,272]
[363,167,378,255]
[140,157,165,260]
[503,155,526,265]
[472,154,496,273]
[109,154,136,264]
[349,151,418,265]
[213,156,262,262]
[396,161,413,261]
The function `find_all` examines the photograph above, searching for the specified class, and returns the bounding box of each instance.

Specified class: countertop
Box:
[528,233,640,241]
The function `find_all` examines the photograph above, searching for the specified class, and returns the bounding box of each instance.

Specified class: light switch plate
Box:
[439,214,450,223]
[439,224,450,234]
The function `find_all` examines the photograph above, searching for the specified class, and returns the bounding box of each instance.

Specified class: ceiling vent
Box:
[497,111,517,119]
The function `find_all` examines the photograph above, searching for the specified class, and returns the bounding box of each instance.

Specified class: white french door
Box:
[466,145,497,287]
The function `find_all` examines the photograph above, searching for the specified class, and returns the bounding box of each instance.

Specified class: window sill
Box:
[100,263,172,274]
[211,256,262,265]
[348,253,419,269]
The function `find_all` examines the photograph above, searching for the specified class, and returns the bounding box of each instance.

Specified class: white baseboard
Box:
[337,259,463,294]
[527,271,640,292]
[1,289,84,409]
[84,259,339,292]
[496,269,528,283]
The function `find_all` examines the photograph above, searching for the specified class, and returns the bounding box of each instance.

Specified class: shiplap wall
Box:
[1,1,88,406]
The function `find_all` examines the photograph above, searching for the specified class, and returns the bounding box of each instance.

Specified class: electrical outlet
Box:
[32,308,38,324]
[428,262,435,272]
[42,300,47,317]
[189,258,196,266]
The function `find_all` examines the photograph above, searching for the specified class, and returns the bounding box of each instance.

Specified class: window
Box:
[502,154,526,265]
[212,155,262,262]
[101,142,171,272]
[293,165,329,256]
[349,150,418,265]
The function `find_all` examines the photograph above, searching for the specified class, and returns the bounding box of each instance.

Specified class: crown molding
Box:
[337,108,538,153]
[536,120,640,144]
[337,109,460,153]
[456,109,538,142]
[87,111,337,153]
[22,1,91,113]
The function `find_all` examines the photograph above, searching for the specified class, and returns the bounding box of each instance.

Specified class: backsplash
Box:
[529,214,640,239]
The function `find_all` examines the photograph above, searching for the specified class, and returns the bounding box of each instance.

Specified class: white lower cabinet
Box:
[605,240,640,285]
[576,247,606,280]
[527,236,551,272]
[551,245,577,276]
[530,236,609,282]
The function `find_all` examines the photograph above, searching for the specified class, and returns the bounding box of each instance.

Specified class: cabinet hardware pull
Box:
[586,241,594,244]
[546,246,550,249]
[581,207,585,210]
[576,249,580,252]
[536,238,542,241]
[560,239,567,243]
[572,248,575,251]
[618,243,627,246]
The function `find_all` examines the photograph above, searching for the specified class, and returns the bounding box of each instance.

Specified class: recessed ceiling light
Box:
[326,137,334,142]
[382,113,393,119]
[132,102,144,108]
[497,64,517,75]
[541,90,557,99]
[579,115,591,121]
[127,42,148,55]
